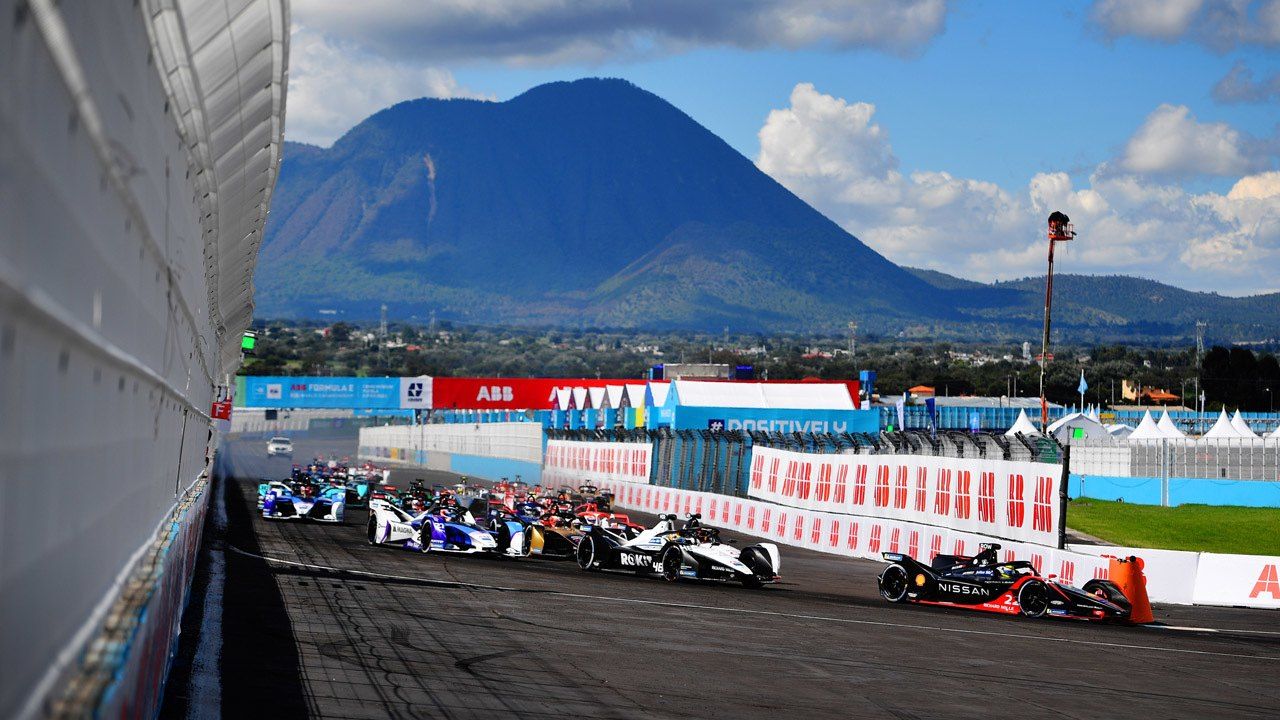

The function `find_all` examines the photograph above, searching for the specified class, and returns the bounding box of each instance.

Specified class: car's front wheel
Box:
[576,535,598,570]
[879,564,910,602]
[1018,579,1050,618]
[366,517,379,545]
[660,545,684,582]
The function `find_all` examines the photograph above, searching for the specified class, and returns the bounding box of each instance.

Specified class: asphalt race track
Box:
[161,436,1280,719]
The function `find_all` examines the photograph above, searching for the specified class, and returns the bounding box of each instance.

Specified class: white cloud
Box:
[1091,0,1280,50]
[1119,104,1258,177]
[291,0,950,65]
[756,83,1280,294]
[1091,0,1204,39]
[286,28,494,147]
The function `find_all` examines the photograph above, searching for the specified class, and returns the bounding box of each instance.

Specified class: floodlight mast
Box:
[1039,211,1076,428]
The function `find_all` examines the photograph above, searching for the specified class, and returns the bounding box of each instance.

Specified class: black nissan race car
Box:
[877,543,1132,621]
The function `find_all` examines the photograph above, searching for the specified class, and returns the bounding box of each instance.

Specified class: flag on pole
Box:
[1077,370,1088,395]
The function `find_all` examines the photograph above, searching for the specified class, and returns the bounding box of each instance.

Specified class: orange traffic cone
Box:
[1108,555,1154,624]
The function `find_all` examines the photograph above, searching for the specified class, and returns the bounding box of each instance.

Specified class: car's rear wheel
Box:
[366,517,378,545]
[879,564,910,602]
[1018,579,1050,618]
[661,545,684,582]
[576,535,598,570]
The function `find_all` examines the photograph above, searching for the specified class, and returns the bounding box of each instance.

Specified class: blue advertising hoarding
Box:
[241,376,403,409]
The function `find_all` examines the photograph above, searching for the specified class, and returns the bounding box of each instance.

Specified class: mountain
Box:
[906,269,1280,343]
[257,77,1280,341]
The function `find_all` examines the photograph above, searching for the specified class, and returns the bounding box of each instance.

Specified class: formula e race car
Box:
[261,481,346,523]
[576,514,781,587]
[366,498,523,556]
[877,543,1132,621]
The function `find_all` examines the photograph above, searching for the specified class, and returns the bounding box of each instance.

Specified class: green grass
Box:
[1067,498,1280,555]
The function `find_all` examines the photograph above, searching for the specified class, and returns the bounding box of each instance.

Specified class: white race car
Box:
[367,499,525,556]
[576,513,781,587]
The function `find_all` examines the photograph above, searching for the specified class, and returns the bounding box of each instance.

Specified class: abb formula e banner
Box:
[544,440,653,485]
[747,447,1064,548]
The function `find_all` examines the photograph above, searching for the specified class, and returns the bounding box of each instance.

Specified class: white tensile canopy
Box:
[1203,409,1240,439]
[1269,424,1280,440]
[1127,411,1166,441]
[1157,411,1188,439]
[1046,412,1111,443]
[1005,409,1040,436]
[1230,410,1259,438]
[1106,423,1135,439]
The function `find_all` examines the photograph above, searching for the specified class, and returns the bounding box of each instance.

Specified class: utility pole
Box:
[1039,212,1076,427]
[379,303,388,364]
[1195,320,1206,428]
[847,320,858,362]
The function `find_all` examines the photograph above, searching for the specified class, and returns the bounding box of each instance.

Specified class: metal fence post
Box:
[1160,439,1170,507]
[1057,445,1070,550]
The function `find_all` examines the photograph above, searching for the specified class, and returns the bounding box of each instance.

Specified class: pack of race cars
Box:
[256,466,1139,617]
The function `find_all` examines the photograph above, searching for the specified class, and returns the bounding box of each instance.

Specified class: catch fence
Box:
[543,429,1063,496]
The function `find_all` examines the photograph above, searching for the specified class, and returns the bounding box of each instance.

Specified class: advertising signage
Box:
[241,376,429,409]
[431,378,619,411]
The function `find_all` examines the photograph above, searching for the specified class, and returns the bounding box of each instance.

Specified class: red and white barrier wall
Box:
[592,478,1128,595]
[544,440,653,485]
[540,441,1280,609]
[748,447,1063,548]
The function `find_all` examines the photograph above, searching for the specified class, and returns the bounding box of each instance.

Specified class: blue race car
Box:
[261,480,345,523]
[366,498,527,556]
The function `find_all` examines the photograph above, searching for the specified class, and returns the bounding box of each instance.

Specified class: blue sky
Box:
[444,1,1277,194]
[286,1,1280,294]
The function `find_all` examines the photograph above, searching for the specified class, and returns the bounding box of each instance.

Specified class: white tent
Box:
[1203,409,1240,439]
[1127,411,1165,441]
[1086,405,1101,422]
[1046,412,1111,443]
[1106,423,1135,439]
[1230,410,1259,438]
[1157,411,1188,439]
[1269,425,1280,440]
[1005,410,1040,436]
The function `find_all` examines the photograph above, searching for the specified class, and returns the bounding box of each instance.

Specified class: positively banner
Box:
[747,447,1063,548]
[544,440,653,485]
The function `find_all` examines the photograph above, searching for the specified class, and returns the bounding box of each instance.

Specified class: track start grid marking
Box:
[230,546,1280,663]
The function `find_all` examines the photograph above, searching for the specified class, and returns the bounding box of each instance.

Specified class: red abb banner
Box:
[430,378,623,410]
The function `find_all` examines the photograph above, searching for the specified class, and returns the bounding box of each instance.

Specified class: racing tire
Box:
[660,545,684,582]
[739,547,771,589]
[1082,579,1132,612]
[366,517,379,546]
[1017,579,1051,618]
[576,535,599,571]
[879,564,910,603]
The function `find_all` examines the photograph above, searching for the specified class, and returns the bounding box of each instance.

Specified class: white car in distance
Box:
[266,436,293,457]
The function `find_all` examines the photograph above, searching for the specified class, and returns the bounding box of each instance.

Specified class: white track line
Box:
[231,546,1280,663]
